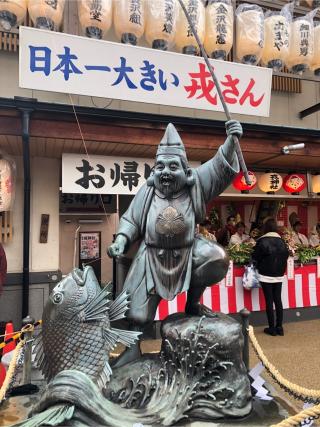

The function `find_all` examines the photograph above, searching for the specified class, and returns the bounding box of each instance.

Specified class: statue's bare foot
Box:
[185,303,218,318]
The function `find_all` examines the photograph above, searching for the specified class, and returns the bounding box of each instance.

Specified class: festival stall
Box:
[155,170,320,320]
[155,263,320,319]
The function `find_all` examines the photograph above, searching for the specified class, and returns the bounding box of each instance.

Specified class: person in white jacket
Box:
[229,222,253,246]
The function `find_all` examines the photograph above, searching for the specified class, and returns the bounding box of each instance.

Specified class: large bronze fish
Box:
[34,265,140,388]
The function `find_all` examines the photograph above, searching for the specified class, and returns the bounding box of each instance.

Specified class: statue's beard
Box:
[155,174,186,196]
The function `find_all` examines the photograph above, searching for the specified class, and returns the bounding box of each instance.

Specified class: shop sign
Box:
[62,153,200,195]
[19,26,272,117]
[60,193,116,213]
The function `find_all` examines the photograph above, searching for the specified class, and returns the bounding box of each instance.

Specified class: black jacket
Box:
[252,233,289,277]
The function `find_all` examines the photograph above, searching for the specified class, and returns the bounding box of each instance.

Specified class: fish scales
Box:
[34,266,141,388]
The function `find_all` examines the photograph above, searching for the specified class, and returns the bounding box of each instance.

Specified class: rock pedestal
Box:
[107,312,252,423]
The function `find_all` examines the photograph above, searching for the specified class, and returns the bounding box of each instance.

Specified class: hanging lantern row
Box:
[232,172,310,195]
[0,1,319,75]
[78,0,320,76]
[0,0,65,32]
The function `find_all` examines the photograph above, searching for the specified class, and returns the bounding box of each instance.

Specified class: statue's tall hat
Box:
[157,123,187,162]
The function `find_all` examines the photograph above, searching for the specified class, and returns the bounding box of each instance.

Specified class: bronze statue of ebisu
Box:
[108,120,242,367]
[14,121,253,427]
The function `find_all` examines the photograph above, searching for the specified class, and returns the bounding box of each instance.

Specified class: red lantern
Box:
[283,173,306,195]
[233,171,257,193]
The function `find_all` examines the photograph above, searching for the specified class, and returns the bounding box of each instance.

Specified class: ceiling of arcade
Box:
[0,108,320,171]
[1,133,320,172]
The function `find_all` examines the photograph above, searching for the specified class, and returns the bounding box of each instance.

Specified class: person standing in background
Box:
[309,222,320,248]
[229,222,253,246]
[252,218,289,336]
[199,220,217,242]
[292,221,309,247]
[216,215,236,246]
[0,243,7,295]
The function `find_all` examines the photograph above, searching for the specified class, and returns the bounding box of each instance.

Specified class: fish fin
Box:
[109,327,141,347]
[97,361,112,389]
[102,327,120,350]
[103,325,141,349]
[13,404,74,427]
[108,289,131,322]
[82,284,112,322]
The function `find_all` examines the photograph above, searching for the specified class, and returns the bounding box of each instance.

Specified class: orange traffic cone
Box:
[1,322,16,371]
[2,322,15,355]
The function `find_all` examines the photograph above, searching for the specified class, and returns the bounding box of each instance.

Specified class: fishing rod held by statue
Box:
[177,0,251,186]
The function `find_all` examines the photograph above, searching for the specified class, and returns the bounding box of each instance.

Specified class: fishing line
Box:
[40,8,118,278]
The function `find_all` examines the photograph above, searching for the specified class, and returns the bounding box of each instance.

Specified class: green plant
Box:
[295,246,320,264]
[227,242,255,266]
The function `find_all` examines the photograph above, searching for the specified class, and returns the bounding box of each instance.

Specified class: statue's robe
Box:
[117,146,239,302]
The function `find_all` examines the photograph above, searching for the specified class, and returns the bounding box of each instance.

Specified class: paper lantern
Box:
[262,4,293,71]
[236,4,264,65]
[78,0,112,39]
[283,174,306,195]
[175,0,205,55]
[233,171,257,194]
[0,0,27,31]
[113,0,145,45]
[312,175,320,194]
[0,158,14,212]
[204,0,233,60]
[28,0,65,31]
[287,11,317,74]
[311,22,320,75]
[145,0,178,50]
[258,172,283,194]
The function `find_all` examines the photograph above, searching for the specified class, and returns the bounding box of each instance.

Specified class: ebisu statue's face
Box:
[154,155,187,197]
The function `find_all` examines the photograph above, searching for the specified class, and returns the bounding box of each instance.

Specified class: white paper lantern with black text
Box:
[145,0,178,50]
[286,10,317,74]
[261,4,293,71]
[204,0,233,60]
[113,0,146,45]
[28,0,65,31]
[0,0,27,31]
[175,0,205,55]
[258,172,283,194]
[78,0,112,39]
